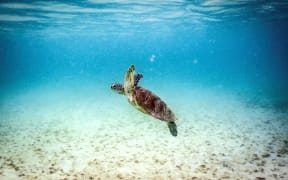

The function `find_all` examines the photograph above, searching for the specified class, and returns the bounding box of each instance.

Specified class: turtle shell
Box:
[132,86,176,122]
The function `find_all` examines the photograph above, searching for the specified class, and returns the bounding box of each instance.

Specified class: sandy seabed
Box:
[0,81,287,180]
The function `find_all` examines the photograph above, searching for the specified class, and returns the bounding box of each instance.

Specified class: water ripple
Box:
[0,0,287,35]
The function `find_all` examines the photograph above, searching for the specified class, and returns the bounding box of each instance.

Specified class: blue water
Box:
[1,0,288,106]
[1,1,288,179]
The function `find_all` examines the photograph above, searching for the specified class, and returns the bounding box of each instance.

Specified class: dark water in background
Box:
[0,0,288,106]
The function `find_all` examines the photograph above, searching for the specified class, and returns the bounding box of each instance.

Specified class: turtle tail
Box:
[167,122,177,136]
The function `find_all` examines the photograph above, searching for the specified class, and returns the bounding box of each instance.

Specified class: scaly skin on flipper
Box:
[168,122,177,136]
[112,65,178,136]
[134,74,143,87]
[124,64,135,96]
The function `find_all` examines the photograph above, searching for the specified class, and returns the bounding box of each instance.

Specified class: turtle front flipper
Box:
[167,122,177,136]
[134,73,143,86]
[124,65,135,95]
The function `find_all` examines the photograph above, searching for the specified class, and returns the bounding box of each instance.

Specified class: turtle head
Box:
[111,83,125,95]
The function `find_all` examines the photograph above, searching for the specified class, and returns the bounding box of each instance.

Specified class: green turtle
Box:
[111,65,177,136]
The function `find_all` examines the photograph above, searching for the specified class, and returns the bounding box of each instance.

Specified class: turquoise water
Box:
[1,0,288,103]
[0,1,288,179]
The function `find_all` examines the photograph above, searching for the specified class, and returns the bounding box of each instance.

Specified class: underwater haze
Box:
[1,0,288,179]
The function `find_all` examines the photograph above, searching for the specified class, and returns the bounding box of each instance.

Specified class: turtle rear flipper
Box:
[167,122,177,136]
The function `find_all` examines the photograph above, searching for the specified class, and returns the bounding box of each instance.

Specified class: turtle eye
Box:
[111,84,116,89]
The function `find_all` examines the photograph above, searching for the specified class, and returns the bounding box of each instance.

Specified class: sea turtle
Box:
[111,65,177,136]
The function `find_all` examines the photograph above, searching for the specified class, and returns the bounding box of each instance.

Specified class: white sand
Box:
[0,81,287,179]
